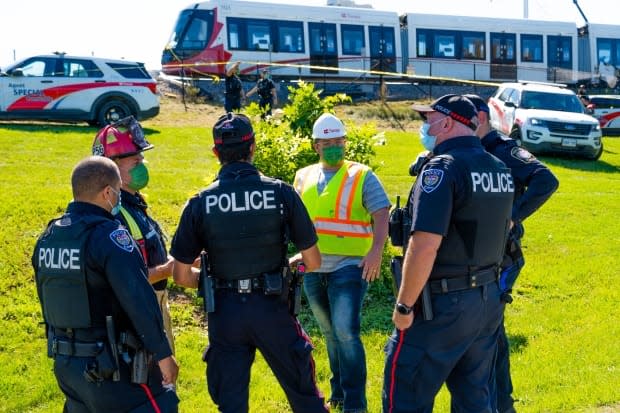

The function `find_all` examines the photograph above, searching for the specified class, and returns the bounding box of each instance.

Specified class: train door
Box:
[547,35,573,83]
[490,32,517,80]
[369,26,396,74]
[309,22,338,74]
[491,33,517,80]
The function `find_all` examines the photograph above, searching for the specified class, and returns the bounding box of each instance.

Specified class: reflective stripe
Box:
[335,163,360,219]
[314,218,373,238]
[119,206,147,262]
[119,207,143,241]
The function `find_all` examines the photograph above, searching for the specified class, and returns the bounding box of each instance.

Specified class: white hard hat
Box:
[312,113,346,139]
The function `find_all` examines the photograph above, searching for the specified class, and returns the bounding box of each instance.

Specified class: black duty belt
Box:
[215,277,264,293]
[52,338,104,357]
[429,268,498,294]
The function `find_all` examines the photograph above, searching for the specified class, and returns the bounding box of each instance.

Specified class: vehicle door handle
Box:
[41,80,53,83]
[95,80,106,83]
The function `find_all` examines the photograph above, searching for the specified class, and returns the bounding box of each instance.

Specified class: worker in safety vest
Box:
[293,113,390,413]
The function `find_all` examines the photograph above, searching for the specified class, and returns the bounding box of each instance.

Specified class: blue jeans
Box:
[304,265,368,412]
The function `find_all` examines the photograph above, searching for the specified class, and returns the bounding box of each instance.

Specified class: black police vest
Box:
[226,75,242,95]
[202,174,285,280]
[257,79,273,99]
[431,151,514,278]
[34,214,107,329]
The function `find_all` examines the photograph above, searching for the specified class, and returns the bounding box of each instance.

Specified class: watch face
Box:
[396,303,412,315]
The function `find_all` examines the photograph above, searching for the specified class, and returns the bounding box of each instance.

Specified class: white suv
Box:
[488,81,603,160]
[0,53,159,126]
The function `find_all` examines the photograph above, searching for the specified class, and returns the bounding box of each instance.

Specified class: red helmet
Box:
[92,116,153,158]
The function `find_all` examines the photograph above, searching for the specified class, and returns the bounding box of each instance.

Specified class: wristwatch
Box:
[395,302,414,315]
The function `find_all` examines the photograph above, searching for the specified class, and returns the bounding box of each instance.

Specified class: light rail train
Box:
[161,0,620,87]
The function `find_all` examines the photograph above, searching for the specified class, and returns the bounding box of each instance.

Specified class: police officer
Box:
[32,156,178,413]
[224,61,245,112]
[465,94,559,413]
[170,113,328,413]
[92,116,176,354]
[246,69,278,117]
[382,95,514,412]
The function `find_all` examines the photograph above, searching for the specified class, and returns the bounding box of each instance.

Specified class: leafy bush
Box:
[250,81,383,184]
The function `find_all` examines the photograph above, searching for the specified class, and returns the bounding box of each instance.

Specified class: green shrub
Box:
[250,81,383,184]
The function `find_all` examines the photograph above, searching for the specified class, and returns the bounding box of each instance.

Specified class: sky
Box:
[0,0,615,72]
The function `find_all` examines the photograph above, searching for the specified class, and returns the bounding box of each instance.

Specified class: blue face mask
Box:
[419,117,444,151]
[107,187,122,216]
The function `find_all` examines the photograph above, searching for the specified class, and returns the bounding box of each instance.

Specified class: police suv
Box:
[488,81,603,160]
[0,53,159,126]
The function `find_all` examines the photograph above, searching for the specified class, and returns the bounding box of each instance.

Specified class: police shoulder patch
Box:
[421,169,444,193]
[510,146,536,163]
[109,228,135,252]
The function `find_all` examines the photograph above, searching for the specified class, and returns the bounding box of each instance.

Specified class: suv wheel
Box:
[584,144,603,160]
[97,100,132,126]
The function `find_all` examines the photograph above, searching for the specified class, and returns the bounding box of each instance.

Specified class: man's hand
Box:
[158,355,179,386]
[392,308,414,330]
[360,247,382,282]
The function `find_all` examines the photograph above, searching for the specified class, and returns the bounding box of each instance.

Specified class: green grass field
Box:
[1,110,619,412]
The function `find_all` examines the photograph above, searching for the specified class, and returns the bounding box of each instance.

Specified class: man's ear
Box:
[212,146,219,157]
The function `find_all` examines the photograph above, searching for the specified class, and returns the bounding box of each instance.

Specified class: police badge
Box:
[109,229,135,252]
[421,169,444,193]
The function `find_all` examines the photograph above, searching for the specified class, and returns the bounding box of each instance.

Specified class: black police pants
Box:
[53,354,179,413]
[383,282,504,413]
[225,98,241,113]
[204,289,327,413]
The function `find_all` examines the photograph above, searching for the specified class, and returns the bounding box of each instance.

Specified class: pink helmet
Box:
[92,116,153,158]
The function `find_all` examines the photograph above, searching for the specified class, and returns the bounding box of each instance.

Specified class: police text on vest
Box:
[471,172,515,193]
[205,190,276,213]
[38,248,80,270]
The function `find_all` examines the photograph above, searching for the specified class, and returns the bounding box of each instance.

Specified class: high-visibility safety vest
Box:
[119,206,148,262]
[295,161,373,256]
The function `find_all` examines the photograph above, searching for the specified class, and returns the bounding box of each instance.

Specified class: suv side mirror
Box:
[9,68,24,77]
[505,101,516,108]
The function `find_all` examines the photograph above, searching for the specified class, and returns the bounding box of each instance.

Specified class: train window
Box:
[597,38,620,66]
[417,32,429,57]
[181,16,210,50]
[521,35,543,63]
[462,32,485,60]
[277,21,304,53]
[341,24,365,55]
[435,34,456,58]
[418,29,483,60]
[247,20,272,50]
[548,36,572,69]
[228,20,242,49]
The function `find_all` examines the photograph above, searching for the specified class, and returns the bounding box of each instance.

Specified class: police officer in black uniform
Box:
[93,116,176,354]
[465,94,559,413]
[246,69,278,118]
[32,156,179,413]
[170,113,328,413]
[224,61,244,112]
[382,95,515,412]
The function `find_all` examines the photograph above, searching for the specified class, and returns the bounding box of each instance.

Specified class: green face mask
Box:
[321,146,345,167]
[127,163,149,191]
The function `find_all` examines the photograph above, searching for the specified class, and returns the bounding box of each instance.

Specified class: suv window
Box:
[106,62,151,79]
[62,59,104,78]
[590,97,620,109]
[521,91,584,113]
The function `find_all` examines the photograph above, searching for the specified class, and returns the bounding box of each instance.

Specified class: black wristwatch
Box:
[395,302,414,315]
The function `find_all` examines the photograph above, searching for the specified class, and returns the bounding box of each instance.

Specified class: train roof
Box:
[404,12,579,33]
[187,0,399,22]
